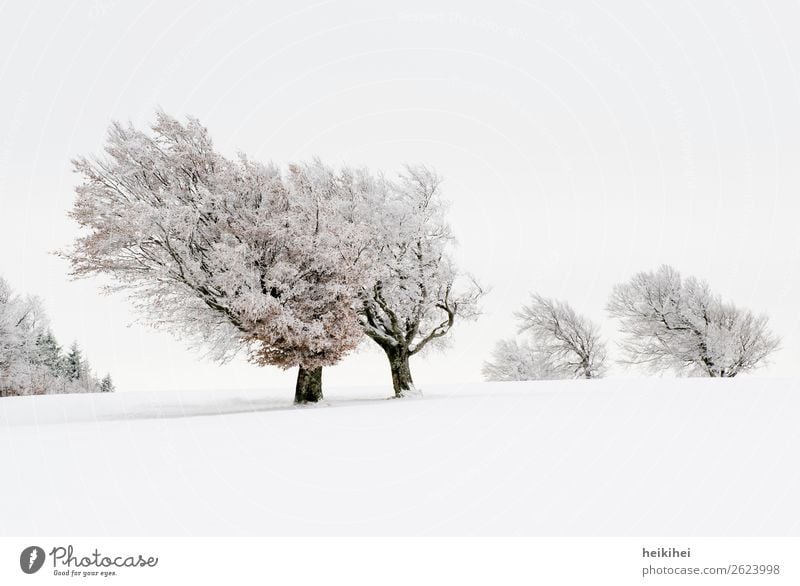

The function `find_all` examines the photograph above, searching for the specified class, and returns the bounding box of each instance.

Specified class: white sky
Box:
[1,0,799,392]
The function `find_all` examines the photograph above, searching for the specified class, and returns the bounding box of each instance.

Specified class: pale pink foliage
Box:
[67,113,364,370]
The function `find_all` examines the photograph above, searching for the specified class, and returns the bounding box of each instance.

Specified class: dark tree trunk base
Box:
[385,348,420,398]
[295,366,323,404]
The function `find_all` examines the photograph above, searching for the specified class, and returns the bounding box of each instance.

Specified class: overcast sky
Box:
[1,0,799,392]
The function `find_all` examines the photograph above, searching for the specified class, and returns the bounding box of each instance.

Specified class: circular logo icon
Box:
[20,546,45,574]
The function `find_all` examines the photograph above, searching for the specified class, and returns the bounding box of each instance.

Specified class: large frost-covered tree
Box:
[66,113,364,403]
[353,165,482,397]
[483,295,606,381]
[607,265,779,377]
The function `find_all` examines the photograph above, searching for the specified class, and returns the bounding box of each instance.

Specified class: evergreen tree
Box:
[35,330,64,376]
[99,374,115,393]
[64,341,84,382]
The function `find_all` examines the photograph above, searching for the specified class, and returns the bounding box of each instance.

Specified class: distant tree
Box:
[607,265,780,377]
[1,277,110,396]
[354,166,483,397]
[99,374,115,393]
[64,341,85,382]
[483,295,606,382]
[482,338,561,382]
[0,277,48,395]
[35,330,65,376]
[515,295,607,379]
[66,113,364,403]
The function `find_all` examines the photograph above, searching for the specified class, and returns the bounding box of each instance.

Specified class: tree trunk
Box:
[295,365,323,404]
[385,346,418,398]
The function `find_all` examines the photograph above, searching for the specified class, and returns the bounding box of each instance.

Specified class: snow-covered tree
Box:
[482,338,561,381]
[66,113,364,403]
[35,330,65,376]
[353,165,483,397]
[515,295,607,379]
[483,295,606,381]
[100,374,115,393]
[607,265,780,377]
[0,278,49,395]
[0,277,109,396]
[64,341,86,382]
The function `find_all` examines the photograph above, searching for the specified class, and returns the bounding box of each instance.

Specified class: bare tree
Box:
[66,113,364,403]
[607,265,779,377]
[482,338,562,382]
[514,294,607,379]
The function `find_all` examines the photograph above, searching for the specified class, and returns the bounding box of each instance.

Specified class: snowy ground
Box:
[1,378,798,536]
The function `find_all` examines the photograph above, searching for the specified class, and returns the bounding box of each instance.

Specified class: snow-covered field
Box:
[1,379,798,536]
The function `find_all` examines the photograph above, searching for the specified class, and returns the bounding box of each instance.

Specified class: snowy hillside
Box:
[1,379,798,536]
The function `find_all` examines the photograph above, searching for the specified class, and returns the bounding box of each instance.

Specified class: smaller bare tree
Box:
[515,295,607,379]
[607,265,780,377]
[483,295,607,381]
[481,338,561,381]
